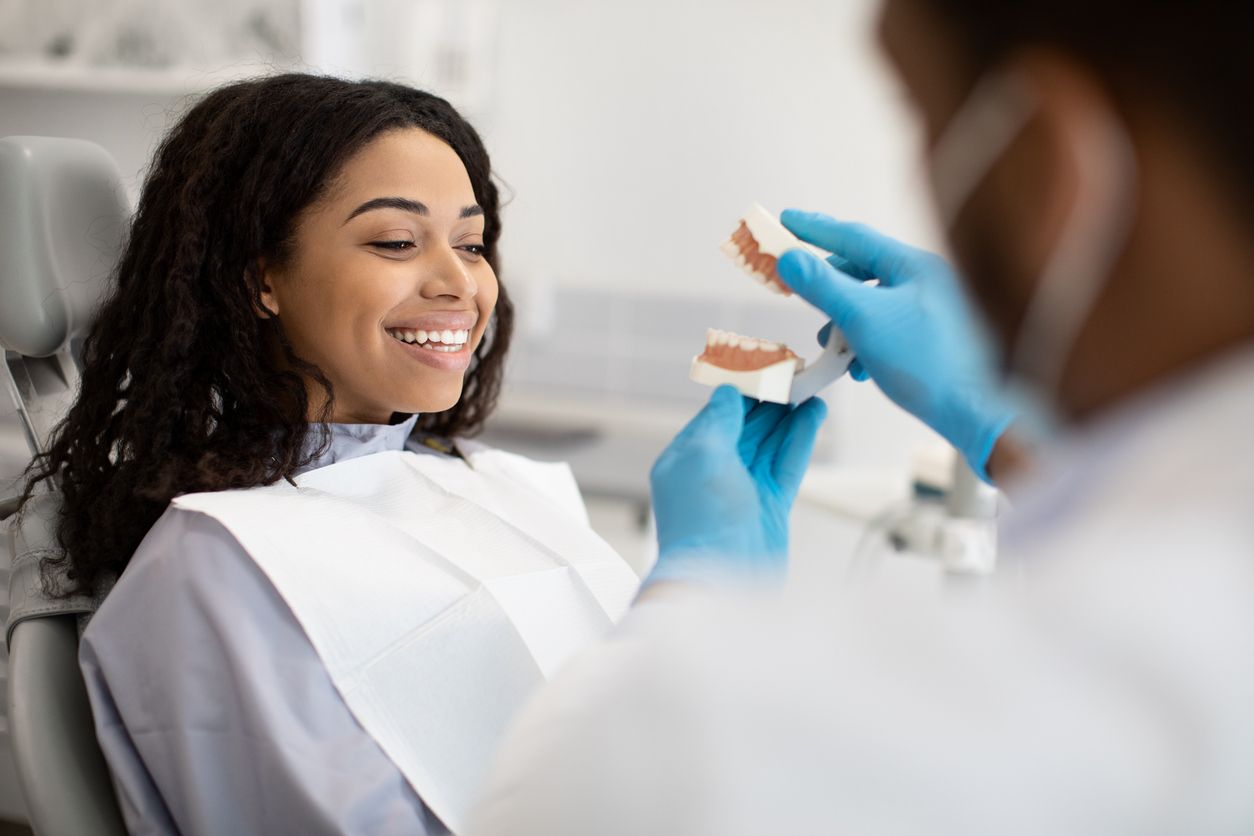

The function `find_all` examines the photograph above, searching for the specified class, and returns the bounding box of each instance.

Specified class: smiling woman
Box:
[15,74,640,834]
[259,128,501,423]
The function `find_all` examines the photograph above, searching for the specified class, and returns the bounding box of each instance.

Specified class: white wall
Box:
[486,0,943,297]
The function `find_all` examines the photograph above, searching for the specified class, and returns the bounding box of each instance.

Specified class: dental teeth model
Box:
[691,329,803,405]
[718,203,827,296]
[691,204,855,404]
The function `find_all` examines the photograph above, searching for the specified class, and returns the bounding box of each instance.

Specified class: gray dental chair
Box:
[1,136,130,835]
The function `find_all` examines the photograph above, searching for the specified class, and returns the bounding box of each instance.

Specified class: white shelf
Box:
[0,61,298,96]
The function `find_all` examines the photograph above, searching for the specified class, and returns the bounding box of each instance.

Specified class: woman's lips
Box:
[384,311,478,332]
[388,333,474,372]
[383,310,479,373]
[378,307,476,373]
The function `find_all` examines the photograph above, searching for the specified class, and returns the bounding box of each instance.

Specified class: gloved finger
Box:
[826,253,876,283]
[739,401,789,464]
[817,321,831,348]
[776,250,874,333]
[766,397,829,501]
[781,210,928,285]
[753,396,822,470]
[669,384,748,451]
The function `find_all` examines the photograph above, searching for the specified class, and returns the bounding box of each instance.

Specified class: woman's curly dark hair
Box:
[19,73,513,598]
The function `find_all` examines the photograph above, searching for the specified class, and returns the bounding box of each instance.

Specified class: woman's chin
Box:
[402,387,463,417]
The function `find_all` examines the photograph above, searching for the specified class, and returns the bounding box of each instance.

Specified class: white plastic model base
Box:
[689,356,800,405]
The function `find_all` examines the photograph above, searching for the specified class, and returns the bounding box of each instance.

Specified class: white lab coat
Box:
[466,348,1254,835]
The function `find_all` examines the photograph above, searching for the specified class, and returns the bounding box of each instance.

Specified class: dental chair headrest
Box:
[0,136,130,359]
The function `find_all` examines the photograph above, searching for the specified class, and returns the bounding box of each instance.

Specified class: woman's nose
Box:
[420,243,477,299]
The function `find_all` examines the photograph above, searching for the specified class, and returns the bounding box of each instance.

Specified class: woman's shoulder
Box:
[91,504,255,625]
[83,501,320,683]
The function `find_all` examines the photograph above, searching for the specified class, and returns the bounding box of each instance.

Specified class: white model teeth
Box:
[386,328,471,348]
[706,328,765,350]
[743,262,780,291]
[731,252,779,289]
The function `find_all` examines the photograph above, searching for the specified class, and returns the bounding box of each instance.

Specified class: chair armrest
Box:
[7,616,127,835]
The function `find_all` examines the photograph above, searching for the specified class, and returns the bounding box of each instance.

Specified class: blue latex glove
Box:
[777,210,1015,481]
[644,385,828,589]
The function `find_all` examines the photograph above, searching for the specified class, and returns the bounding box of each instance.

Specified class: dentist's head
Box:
[879,0,1254,421]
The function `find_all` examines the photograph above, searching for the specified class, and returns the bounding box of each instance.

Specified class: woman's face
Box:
[261,127,497,423]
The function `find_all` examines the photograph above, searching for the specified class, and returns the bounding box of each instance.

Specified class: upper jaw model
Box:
[692,203,854,405]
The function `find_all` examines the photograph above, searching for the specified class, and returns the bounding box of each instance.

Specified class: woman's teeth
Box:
[386,328,470,352]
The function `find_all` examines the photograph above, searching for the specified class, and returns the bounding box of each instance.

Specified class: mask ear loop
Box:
[928,69,1140,419]
[1005,100,1139,399]
[929,72,1039,227]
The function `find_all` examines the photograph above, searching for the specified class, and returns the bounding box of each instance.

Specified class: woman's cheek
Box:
[475,270,498,327]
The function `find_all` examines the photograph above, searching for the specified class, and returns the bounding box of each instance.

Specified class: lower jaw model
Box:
[691,203,852,405]
[691,329,802,405]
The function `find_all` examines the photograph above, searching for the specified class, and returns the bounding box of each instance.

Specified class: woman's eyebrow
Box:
[344,197,427,224]
[343,197,484,224]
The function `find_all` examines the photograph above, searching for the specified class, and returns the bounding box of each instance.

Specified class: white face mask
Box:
[927,70,1139,435]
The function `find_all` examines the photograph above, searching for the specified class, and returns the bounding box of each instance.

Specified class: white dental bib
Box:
[171,445,639,832]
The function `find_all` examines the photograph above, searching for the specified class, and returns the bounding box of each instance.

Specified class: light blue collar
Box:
[297,414,421,476]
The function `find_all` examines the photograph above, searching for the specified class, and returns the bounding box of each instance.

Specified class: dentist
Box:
[467,0,1254,832]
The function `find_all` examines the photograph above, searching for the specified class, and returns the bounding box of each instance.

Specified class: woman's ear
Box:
[249,259,281,319]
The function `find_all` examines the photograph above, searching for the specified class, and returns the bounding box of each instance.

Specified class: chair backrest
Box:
[1,136,130,836]
[0,135,128,454]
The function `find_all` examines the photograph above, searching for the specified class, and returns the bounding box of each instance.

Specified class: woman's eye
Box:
[370,240,415,251]
[459,244,486,257]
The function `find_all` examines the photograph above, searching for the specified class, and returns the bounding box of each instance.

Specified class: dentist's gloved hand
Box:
[644,385,828,590]
[777,210,1015,481]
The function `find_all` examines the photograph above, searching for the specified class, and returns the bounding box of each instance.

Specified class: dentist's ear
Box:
[249,259,281,319]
